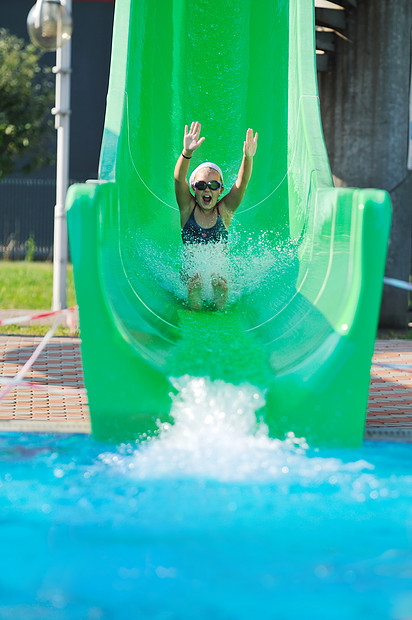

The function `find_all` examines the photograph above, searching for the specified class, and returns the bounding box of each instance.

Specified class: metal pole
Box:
[52,0,71,311]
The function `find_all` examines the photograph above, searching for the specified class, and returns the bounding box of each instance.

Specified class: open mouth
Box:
[202,195,212,205]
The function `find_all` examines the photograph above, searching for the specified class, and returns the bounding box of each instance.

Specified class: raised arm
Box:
[220,128,258,217]
[174,122,205,223]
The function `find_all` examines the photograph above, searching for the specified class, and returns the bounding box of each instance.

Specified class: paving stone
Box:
[0,334,90,434]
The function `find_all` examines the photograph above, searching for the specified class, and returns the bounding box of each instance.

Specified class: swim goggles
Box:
[193,180,222,191]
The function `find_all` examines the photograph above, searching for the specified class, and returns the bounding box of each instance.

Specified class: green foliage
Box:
[0,28,55,179]
[25,234,36,261]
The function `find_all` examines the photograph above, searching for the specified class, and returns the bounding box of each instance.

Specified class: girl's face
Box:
[192,168,224,211]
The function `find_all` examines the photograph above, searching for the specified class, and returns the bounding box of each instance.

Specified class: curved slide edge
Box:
[265,189,391,446]
[67,181,174,442]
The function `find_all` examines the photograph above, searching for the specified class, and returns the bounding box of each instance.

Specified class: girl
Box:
[174,121,258,310]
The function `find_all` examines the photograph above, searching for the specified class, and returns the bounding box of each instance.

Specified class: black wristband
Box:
[182,152,192,160]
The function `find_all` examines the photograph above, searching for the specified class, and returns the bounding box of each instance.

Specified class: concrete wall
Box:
[318,0,412,328]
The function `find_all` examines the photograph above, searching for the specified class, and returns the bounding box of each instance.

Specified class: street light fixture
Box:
[27,0,72,50]
[27,0,72,311]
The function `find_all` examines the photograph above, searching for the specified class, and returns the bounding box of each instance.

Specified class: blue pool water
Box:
[1,377,412,619]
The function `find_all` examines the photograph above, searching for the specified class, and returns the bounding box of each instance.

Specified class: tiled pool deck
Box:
[0,334,411,443]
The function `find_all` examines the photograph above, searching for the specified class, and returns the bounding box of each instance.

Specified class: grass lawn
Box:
[0,261,77,336]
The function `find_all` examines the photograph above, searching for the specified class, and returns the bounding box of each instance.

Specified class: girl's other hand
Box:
[244,128,258,158]
[183,121,206,156]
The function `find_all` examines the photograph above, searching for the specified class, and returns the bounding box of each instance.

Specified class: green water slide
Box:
[66,0,391,446]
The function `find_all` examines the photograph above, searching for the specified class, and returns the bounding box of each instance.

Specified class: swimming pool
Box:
[1,378,412,619]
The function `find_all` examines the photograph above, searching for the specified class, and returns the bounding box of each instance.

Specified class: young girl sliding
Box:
[174,121,258,310]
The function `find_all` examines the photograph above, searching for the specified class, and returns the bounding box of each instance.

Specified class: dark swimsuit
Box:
[182,204,228,245]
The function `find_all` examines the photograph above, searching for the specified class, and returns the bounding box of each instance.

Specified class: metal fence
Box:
[0,177,74,261]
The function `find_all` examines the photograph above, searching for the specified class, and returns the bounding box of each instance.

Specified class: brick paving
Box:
[365,340,412,442]
[0,334,90,434]
[0,334,411,442]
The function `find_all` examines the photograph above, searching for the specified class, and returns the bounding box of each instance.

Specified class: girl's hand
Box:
[183,121,205,156]
[244,128,258,158]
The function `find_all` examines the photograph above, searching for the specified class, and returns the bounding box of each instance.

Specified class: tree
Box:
[0,28,55,180]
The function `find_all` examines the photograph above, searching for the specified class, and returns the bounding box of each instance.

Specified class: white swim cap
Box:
[189,162,224,188]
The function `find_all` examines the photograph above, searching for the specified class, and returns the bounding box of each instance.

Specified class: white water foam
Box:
[124,230,298,306]
[99,377,375,491]
[179,243,232,303]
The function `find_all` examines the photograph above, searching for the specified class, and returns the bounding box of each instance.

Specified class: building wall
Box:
[318,0,412,328]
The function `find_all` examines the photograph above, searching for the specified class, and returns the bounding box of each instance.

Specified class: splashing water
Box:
[102,377,271,481]
[100,377,379,496]
[123,228,298,307]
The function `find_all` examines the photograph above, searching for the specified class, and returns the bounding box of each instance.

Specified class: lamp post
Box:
[27,0,72,311]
